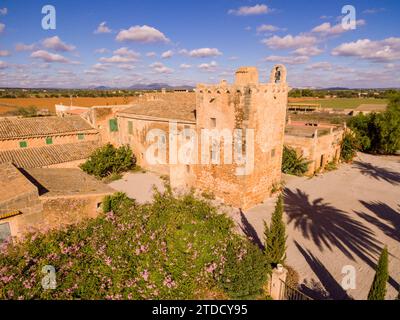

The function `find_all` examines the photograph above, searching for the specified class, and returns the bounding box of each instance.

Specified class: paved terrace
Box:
[235,152,400,300]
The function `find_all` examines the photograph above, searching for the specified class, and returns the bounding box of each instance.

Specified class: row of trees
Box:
[289,89,398,99]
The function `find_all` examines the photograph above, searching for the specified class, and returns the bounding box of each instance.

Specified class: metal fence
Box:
[279,279,312,300]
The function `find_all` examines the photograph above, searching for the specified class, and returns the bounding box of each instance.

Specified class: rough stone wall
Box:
[117,115,196,179]
[0,133,99,151]
[284,127,344,175]
[192,66,288,209]
[0,189,42,216]
[2,194,106,239]
[90,106,130,146]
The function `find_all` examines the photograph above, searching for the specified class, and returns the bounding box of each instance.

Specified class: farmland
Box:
[0,96,138,114]
[288,97,388,109]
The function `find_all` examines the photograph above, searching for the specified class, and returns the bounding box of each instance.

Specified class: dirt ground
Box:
[0,96,137,114]
[109,153,400,300]
[108,172,165,204]
[237,152,400,300]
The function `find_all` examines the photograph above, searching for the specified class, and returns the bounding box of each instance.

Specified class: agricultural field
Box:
[288,97,388,109]
[0,96,138,114]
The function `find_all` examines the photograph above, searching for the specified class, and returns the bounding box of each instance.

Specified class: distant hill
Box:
[86,83,194,91]
[127,83,194,90]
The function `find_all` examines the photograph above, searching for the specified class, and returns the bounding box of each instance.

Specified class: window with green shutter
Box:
[46,137,53,145]
[19,141,27,148]
[109,118,118,132]
[78,133,85,140]
[128,121,133,134]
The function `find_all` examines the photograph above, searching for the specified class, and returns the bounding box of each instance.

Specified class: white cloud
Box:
[228,4,270,16]
[311,20,366,35]
[262,34,317,49]
[161,50,174,59]
[198,61,218,72]
[264,55,309,65]
[306,62,333,71]
[31,50,70,63]
[94,48,109,54]
[0,50,10,57]
[99,55,137,63]
[113,47,140,58]
[0,23,5,33]
[98,47,140,64]
[256,24,284,33]
[332,37,400,62]
[293,46,323,56]
[146,52,157,57]
[0,8,7,15]
[15,43,36,51]
[0,61,8,69]
[150,62,173,74]
[179,63,191,69]
[116,25,169,43]
[42,36,76,52]
[182,47,223,58]
[94,21,112,34]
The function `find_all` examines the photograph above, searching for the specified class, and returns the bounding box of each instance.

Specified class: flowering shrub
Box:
[0,190,269,300]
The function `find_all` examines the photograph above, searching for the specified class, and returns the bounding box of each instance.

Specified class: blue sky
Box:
[0,0,399,88]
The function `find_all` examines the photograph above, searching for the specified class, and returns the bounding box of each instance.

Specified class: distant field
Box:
[0,96,138,114]
[288,98,388,109]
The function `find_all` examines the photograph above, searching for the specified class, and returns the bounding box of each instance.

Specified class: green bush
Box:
[0,190,269,300]
[80,143,136,178]
[282,146,309,176]
[264,195,287,266]
[368,246,389,300]
[348,94,400,155]
[218,240,269,299]
[340,132,358,162]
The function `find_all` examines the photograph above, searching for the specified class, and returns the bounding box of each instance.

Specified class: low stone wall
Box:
[2,194,108,239]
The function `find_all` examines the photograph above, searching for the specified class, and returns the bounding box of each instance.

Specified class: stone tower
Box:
[193,65,288,210]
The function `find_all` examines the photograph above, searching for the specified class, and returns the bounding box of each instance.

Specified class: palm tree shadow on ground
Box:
[284,188,399,295]
[284,188,381,267]
[353,160,400,185]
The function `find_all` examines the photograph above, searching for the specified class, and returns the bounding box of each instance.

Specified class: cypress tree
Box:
[368,246,389,300]
[264,194,287,267]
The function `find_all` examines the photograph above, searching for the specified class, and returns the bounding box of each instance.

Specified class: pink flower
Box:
[163,275,176,288]
[141,269,149,281]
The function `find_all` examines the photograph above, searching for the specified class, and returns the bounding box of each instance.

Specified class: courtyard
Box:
[109,152,400,300]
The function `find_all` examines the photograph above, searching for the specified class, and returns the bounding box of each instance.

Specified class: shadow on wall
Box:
[294,241,353,300]
[353,160,400,185]
[18,168,49,196]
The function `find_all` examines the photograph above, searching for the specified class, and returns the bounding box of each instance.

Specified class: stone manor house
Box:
[0,65,344,241]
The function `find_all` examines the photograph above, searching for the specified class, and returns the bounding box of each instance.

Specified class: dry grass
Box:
[0,96,138,114]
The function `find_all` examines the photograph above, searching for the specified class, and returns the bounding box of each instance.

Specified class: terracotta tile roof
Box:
[0,163,37,203]
[0,116,96,140]
[0,141,100,168]
[119,93,196,122]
